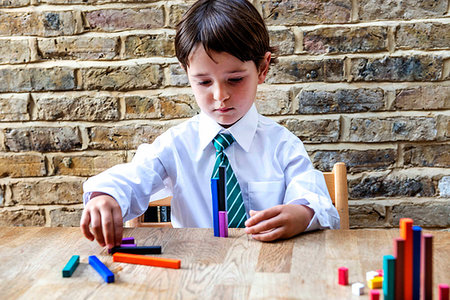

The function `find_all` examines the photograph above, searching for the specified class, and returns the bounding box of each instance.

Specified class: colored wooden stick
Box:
[400,218,413,300]
[370,289,380,300]
[121,237,135,244]
[113,252,181,269]
[109,246,161,255]
[219,211,228,237]
[211,178,220,237]
[108,244,137,254]
[218,165,226,212]
[394,237,405,300]
[383,255,395,300]
[412,226,422,300]
[439,284,449,300]
[338,267,348,285]
[88,255,114,283]
[422,234,433,300]
[62,255,80,277]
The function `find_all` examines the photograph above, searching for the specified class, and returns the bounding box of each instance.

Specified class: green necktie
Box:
[212,133,247,228]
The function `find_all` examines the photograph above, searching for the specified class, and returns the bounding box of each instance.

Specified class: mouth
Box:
[215,107,233,113]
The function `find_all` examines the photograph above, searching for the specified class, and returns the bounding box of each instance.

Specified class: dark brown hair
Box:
[175,0,277,69]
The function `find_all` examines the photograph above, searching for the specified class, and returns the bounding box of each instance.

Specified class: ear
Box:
[179,62,187,72]
[257,52,271,84]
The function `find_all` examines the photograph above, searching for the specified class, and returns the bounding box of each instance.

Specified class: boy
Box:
[81,0,340,249]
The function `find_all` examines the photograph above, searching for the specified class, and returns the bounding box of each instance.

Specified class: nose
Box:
[213,83,229,102]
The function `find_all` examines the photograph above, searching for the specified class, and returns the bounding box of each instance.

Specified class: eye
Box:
[198,80,211,86]
[228,77,243,83]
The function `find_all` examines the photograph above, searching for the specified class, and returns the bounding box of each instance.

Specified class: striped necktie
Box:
[212,133,247,228]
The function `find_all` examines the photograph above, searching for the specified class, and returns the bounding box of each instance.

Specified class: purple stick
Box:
[121,237,135,244]
[219,211,228,238]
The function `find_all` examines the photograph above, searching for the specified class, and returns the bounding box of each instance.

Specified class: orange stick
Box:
[112,252,181,269]
[400,218,413,300]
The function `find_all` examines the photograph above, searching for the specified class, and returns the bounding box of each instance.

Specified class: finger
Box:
[80,210,94,241]
[100,207,115,249]
[249,210,258,217]
[90,209,105,247]
[251,227,284,242]
[112,206,123,247]
[245,206,282,227]
[245,214,283,235]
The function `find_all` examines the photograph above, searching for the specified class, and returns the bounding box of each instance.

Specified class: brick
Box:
[278,117,339,143]
[40,0,159,3]
[0,186,3,206]
[0,154,46,178]
[349,202,389,228]
[87,123,171,150]
[304,26,387,54]
[82,63,163,91]
[84,7,164,32]
[0,209,45,226]
[4,127,82,152]
[0,0,30,7]
[438,176,450,197]
[297,88,385,114]
[0,11,81,37]
[51,152,126,176]
[267,58,344,83]
[7,178,83,206]
[124,95,161,119]
[0,94,30,121]
[348,117,437,142]
[403,144,450,167]
[391,200,450,227]
[0,67,75,92]
[166,64,189,87]
[351,56,443,82]
[260,0,351,25]
[255,88,291,115]
[349,175,435,198]
[49,207,83,227]
[160,93,199,119]
[269,29,295,55]
[35,94,119,121]
[0,39,32,64]
[166,2,196,28]
[396,22,450,50]
[394,86,450,110]
[38,36,119,60]
[310,149,396,173]
[123,33,175,59]
[358,0,447,20]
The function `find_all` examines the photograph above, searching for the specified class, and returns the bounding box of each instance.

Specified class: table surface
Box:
[0,227,448,300]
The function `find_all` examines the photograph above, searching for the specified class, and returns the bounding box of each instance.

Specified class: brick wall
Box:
[0,0,448,228]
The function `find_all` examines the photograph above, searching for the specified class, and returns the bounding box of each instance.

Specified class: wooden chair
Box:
[322,162,349,229]
[127,162,349,229]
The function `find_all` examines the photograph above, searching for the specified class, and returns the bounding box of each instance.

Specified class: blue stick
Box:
[211,178,220,237]
[62,255,80,277]
[412,226,422,300]
[89,255,115,283]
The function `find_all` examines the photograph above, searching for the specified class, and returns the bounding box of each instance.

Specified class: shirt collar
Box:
[198,104,258,152]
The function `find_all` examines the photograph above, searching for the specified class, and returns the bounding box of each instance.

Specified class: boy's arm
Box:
[80,193,123,248]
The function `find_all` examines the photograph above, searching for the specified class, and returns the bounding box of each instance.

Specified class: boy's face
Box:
[186,45,270,128]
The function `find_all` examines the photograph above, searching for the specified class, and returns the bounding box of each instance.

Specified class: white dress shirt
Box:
[83,104,340,230]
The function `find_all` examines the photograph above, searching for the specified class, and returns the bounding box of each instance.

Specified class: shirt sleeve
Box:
[83,143,167,222]
[282,139,340,230]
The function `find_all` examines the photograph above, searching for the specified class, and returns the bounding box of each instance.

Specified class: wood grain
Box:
[0,227,448,300]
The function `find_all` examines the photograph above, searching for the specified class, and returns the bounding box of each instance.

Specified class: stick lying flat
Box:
[109,246,162,255]
[62,255,80,277]
[89,255,115,283]
[112,252,181,269]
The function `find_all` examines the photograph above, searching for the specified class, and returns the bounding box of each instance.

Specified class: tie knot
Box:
[213,133,234,152]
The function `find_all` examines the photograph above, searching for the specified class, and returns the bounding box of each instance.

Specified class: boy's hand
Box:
[244,204,314,242]
[80,193,123,249]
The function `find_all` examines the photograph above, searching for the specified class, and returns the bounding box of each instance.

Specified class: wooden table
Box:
[0,227,448,299]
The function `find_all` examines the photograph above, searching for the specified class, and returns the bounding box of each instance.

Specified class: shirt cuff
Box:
[286,199,320,231]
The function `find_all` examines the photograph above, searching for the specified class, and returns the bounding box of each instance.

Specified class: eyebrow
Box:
[190,70,247,77]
